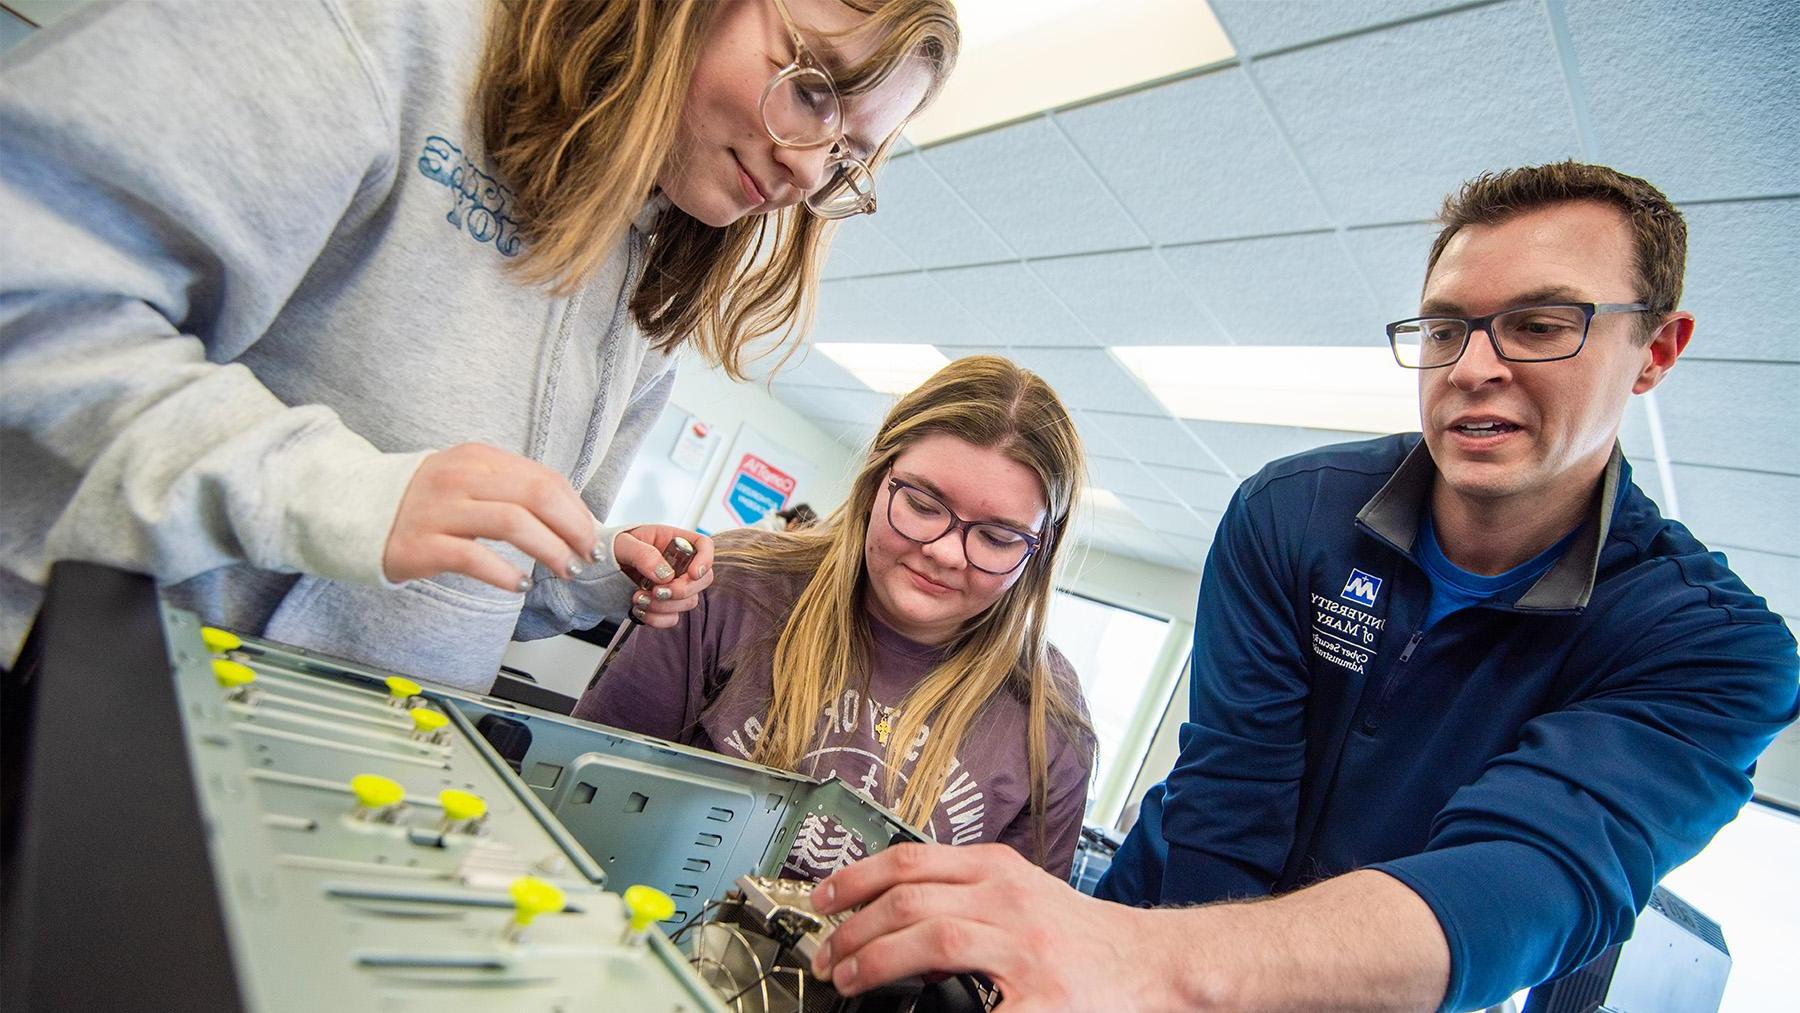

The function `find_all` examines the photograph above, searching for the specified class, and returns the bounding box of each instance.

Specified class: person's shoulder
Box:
[709,529,813,613]
[1599,488,1794,634]
[1240,432,1417,501]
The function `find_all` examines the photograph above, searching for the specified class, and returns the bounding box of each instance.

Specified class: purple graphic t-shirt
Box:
[573,532,1093,880]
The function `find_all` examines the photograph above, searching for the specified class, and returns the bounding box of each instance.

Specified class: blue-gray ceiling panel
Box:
[1678,199,1800,364]
[861,154,1013,267]
[1655,362,1799,476]
[1028,249,1230,345]
[921,117,1148,258]
[1013,348,1161,416]
[1183,420,1377,477]
[1144,464,1243,513]
[930,262,1095,347]
[819,214,918,279]
[1565,0,1800,201]
[1086,411,1221,470]
[1343,222,1439,324]
[1088,455,1176,503]
[1054,66,1329,244]
[811,275,992,345]
[1672,464,1798,558]
[1213,0,1466,56]
[1161,232,1383,345]
[1252,0,1581,225]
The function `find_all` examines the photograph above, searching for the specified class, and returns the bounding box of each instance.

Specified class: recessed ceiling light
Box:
[905,0,1235,146]
[1112,346,1419,434]
[815,343,952,395]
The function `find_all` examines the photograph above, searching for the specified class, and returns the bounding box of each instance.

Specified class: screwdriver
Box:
[584,535,696,692]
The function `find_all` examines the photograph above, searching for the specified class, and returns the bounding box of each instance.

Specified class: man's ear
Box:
[1632,311,1694,395]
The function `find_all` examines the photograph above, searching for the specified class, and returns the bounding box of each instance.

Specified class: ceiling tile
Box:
[1158,532,1217,570]
[1252,1,1581,225]
[1054,67,1328,244]
[819,214,919,280]
[1117,494,1206,535]
[863,153,1013,267]
[812,275,992,345]
[1144,464,1242,514]
[1566,0,1800,201]
[929,262,1095,347]
[1087,455,1174,503]
[1010,348,1159,415]
[1161,232,1384,345]
[1654,361,1800,476]
[1084,411,1218,470]
[1671,465,1798,558]
[1213,0,1462,56]
[1342,222,1438,321]
[1028,249,1229,345]
[773,383,894,424]
[754,347,864,390]
[1183,420,1374,477]
[920,117,1148,258]
[1678,198,1800,363]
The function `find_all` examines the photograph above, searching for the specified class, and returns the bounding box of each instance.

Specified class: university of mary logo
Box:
[1340,568,1383,608]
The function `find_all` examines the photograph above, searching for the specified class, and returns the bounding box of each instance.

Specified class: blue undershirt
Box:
[1417,512,1581,631]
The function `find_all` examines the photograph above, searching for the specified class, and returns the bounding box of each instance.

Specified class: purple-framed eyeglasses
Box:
[885,476,1042,575]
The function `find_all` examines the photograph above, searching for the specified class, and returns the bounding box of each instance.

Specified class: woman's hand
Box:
[614,525,714,628]
[382,443,602,591]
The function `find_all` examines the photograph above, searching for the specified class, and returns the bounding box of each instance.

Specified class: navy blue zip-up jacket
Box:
[1096,434,1798,1011]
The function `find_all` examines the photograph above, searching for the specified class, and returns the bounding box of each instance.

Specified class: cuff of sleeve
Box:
[268,422,429,589]
[1371,840,1589,1013]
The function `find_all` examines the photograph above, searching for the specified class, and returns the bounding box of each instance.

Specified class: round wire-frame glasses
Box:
[762,0,878,219]
[1385,302,1651,369]
[885,477,1043,575]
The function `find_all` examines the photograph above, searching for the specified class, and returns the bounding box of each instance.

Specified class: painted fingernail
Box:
[590,542,604,563]
[567,558,584,578]
[632,606,646,620]
[516,576,531,593]
[653,586,672,602]
[654,563,675,582]
[634,591,650,608]
[695,564,709,578]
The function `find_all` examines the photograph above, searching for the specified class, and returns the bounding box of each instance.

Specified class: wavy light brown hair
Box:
[718,356,1095,860]
[476,0,959,378]
[1428,161,1687,344]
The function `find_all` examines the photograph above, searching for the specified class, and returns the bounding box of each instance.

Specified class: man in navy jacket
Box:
[805,163,1798,1010]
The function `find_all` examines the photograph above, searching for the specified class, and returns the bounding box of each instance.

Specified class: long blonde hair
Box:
[475,0,959,378]
[722,356,1095,860]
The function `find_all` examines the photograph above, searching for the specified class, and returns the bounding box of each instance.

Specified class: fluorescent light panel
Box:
[904,0,1235,146]
[816,342,951,395]
[1113,346,1419,434]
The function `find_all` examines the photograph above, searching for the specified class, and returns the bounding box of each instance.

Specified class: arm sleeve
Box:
[0,1,425,590]
[570,577,718,742]
[1151,484,1313,905]
[1370,614,1800,1012]
[514,366,678,640]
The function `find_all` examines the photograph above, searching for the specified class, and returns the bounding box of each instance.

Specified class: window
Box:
[1045,589,1174,816]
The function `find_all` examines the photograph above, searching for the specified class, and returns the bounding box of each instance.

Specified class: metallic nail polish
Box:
[654,586,672,602]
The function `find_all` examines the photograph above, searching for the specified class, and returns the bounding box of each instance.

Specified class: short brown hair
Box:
[1426,161,1687,342]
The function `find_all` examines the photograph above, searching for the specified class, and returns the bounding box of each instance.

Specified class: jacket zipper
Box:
[1361,629,1424,734]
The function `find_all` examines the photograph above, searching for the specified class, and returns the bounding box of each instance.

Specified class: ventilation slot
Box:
[706,806,734,823]
[624,792,649,813]
[682,858,711,873]
[572,782,597,805]
[670,884,700,898]
[694,832,722,848]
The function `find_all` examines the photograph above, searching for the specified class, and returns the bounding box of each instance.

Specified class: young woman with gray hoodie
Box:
[0,0,959,690]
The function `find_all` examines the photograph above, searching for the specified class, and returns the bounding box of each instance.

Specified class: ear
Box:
[1632,310,1694,395]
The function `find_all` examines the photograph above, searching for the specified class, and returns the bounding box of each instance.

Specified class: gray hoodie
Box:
[0,0,673,690]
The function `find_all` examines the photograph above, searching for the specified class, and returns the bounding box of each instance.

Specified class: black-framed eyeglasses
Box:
[885,476,1042,575]
[1386,302,1651,369]
[765,0,878,219]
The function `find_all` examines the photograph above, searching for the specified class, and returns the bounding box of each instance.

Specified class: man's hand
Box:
[384,444,604,591]
[809,843,1183,1012]
[613,525,714,629]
